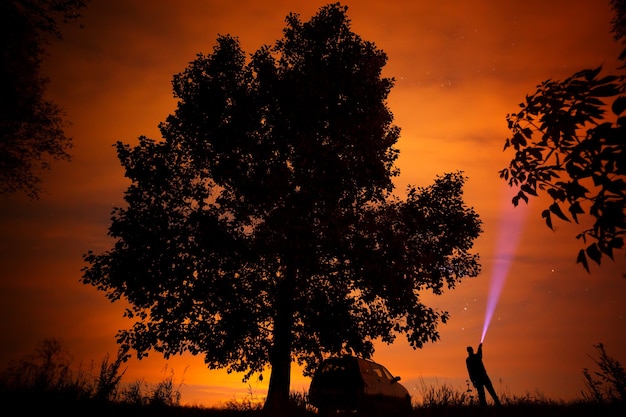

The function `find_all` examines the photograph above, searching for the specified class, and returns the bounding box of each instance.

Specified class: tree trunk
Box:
[264,333,292,412]
[263,265,296,412]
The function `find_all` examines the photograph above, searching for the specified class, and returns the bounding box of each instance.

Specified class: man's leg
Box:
[476,384,487,406]
[484,380,501,406]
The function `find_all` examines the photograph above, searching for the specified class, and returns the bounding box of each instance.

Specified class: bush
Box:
[0,338,183,409]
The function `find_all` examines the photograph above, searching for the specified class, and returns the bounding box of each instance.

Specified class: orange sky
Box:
[1,0,625,408]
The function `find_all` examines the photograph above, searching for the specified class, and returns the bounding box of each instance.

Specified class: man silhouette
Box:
[466,343,501,406]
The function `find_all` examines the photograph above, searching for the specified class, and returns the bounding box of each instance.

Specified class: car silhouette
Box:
[308,356,412,416]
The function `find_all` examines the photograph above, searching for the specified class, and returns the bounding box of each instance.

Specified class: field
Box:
[1,373,624,417]
[1,340,623,417]
[3,396,625,417]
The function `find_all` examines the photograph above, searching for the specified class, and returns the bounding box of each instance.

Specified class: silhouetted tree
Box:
[499,1,626,272]
[82,3,482,410]
[0,0,88,198]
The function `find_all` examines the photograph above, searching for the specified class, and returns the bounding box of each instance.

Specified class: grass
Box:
[410,377,624,417]
[1,339,623,416]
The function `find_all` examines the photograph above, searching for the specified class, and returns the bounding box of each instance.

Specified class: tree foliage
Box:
[499,2,626,272]
[82,3,482,409]
[0,0,88,198]
[611,0,626,48]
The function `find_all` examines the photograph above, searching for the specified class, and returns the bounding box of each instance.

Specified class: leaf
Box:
[520,183,538,196]
[576,249,590,273]
[596,74,620,84]
[510,132,527,149]
[541,209,553,229]
[568,201,585,223]
[574,66,602,81]
[547,187,566,201]
[586,243,602,265]
[549,202,570,222]
[564,180,589,200]
[518,190,528,204]
[600,244,614,260]
[521,127,533,139]
[590,84,621,98]
[612,96,626,116]
[528,147,544,161]
[610,237,624,249]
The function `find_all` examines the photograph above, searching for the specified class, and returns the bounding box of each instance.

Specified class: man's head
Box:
[467,346,474,354]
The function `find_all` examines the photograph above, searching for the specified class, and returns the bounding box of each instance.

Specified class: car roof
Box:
[323,356,387,368]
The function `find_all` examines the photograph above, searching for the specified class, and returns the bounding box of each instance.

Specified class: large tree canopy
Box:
[499,1,626,273]
[0,0,88,198]
[82,3,482,409]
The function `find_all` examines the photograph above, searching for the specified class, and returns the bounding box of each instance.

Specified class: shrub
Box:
[582,343,626,403]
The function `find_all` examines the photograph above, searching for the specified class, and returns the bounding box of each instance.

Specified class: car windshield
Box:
[379,365,395,380]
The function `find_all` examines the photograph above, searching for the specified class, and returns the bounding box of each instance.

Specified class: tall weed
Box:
[582,343,626,403]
